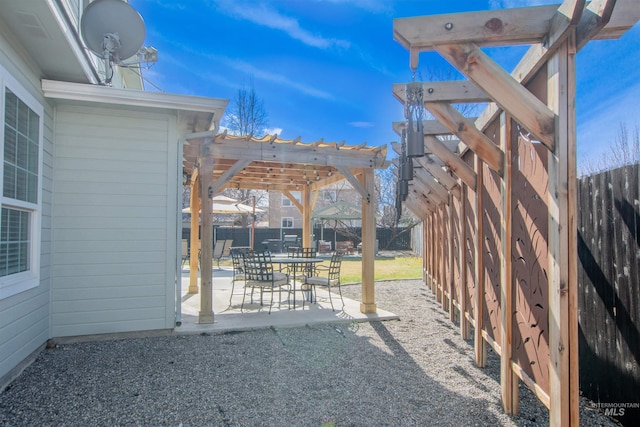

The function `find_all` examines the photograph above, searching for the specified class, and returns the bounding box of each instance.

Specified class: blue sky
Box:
[130,0,639,163]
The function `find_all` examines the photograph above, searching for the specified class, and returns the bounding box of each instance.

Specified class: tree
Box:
[219,82,270,225]
[223,82,269,137]
[579,122,640,176]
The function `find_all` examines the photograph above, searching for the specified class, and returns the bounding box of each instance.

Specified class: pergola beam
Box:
[391,142,460,197]
[336,165,370,200]
[205,142,382,168]
[393,81,490,104]
[283,189,303,212]
[424,101,505,174]
[413,168,449,204]
[425,136,477,191]
[209,159,251,195]
[410,187,440,210]
[470,0,636,143]
[416,157,461,198]
[404,196,431,218]
[394,0,636,54]
[407,190,436,214]
[393,158,448,205]
[394,5,558,52]
[576,0,617,49]
[393,119,478,136]
[435,43,556,151]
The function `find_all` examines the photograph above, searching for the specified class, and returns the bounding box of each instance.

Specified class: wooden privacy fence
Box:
[392,1,639,426]
[577,163,639,425]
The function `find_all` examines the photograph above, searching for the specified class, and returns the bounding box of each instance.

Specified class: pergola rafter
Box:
[393,1,639,425]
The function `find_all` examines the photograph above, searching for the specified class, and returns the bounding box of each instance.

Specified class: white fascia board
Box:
[41,80,229,114]
[46,0,100,84]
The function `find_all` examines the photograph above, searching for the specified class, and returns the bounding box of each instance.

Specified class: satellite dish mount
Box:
[81,0,155,85]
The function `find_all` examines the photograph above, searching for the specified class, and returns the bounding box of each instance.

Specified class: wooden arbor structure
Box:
[182,132,387,323]
[393,1,639,426]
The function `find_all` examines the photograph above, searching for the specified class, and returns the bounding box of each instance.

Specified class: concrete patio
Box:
[177,266,399,334]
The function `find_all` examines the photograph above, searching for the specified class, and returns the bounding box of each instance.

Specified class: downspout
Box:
[175,137,185,326]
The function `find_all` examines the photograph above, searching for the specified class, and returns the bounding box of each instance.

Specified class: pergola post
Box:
[188,175,200,294]
[500,112,518,414]
[474,153,487,368]
[301,187,312,248]
[547,33,578,427]
[360,168,376,314]
[198,156,215,324]
[459,183,470,340]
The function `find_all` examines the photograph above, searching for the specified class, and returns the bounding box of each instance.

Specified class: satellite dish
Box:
[81,0,146,83]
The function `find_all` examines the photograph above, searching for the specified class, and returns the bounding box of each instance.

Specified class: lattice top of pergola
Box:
[183,132,388,193]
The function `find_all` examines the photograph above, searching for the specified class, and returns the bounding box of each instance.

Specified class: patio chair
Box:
[213,239,233,269]
[181,239,189,267]
[299,247,318,277]
[302,251,345,311]
[242,250,289,314]
[228,247,251,306]
[286,246,301,258]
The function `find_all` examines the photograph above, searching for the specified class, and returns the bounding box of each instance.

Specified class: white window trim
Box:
[323,190,336,201]
[281,217,294,228]
[0,65,43,300]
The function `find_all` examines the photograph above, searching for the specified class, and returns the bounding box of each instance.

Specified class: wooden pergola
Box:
[182,132,387,323]
[392,1,638,426]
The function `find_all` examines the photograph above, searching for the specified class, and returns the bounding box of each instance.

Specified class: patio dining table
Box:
[271,257,324,308]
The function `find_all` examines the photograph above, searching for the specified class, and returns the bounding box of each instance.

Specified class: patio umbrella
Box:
[312,201,362,245]
[183,195,265,248]
[182,195,264,214]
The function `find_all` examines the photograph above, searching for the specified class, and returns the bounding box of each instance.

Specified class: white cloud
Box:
[349,121,375,128]
[155,38,335,100]
[263,127,284,136]
[225,58,336,100]
[213,0,350,50]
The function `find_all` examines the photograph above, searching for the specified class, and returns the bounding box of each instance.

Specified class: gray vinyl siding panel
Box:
[51,105,178,337]
[0,34,53,382]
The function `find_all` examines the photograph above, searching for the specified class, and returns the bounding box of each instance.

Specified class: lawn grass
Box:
[337,256,423,283]
[216,255,423,284]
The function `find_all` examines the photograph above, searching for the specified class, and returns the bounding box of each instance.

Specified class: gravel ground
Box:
[0,279,618,426]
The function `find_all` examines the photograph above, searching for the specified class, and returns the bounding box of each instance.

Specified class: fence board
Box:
[578,163,640,425]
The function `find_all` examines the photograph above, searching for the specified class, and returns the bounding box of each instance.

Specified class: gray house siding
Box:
[51,105,178,337]
[0,30,53,384]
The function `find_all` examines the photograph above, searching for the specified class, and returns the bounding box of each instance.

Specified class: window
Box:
[281,191,300,207]
[0,67,42,299]
[281,217,294,228]
[323,190,336,202]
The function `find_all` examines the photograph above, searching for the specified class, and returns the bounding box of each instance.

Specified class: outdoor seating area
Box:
[179,260,398,333]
